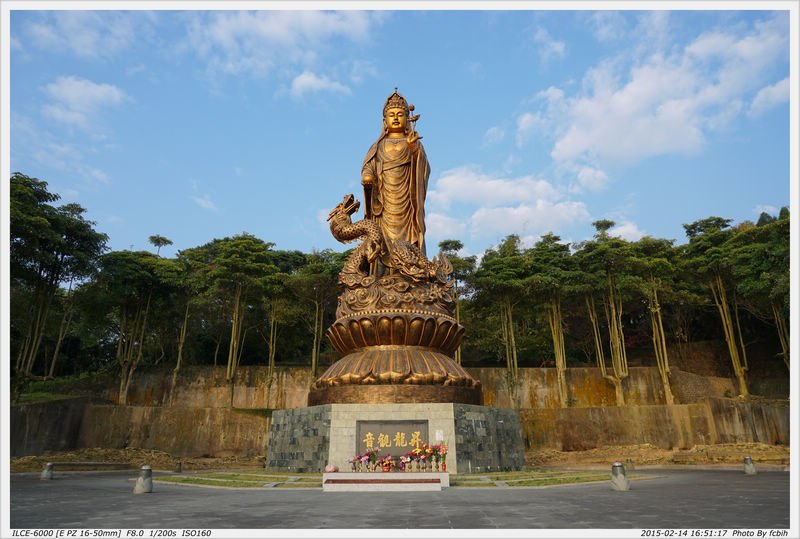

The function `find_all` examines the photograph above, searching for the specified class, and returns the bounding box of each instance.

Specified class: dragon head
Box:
[327,194,361,222]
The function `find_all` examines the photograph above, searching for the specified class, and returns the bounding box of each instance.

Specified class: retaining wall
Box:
[109,366,737,410]
[10,365,784,458]
[10,397,89,457]
[519,398,789,451]
[77,405,270,457]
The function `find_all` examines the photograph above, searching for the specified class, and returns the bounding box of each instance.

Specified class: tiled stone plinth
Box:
[322,472,449,492]
[266,403,525,474]
[265,406,331,472]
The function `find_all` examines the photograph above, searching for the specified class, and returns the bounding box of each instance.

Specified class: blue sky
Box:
[6,7,793,259]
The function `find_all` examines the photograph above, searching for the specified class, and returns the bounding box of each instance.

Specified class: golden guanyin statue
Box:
[308,90,482,406]
[362,90,430,266]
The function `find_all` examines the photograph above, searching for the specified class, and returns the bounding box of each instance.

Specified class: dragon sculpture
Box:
[327,193,455,317]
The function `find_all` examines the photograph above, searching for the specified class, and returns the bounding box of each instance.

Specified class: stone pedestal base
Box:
[266,403,526,474]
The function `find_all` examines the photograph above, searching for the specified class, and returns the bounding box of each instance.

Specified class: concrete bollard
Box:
[133,465,153,494]
[175,461,182,473]
[743,456,757,475]
[625,458,635,472]
[611,462,630,491]
[40,462,54,481]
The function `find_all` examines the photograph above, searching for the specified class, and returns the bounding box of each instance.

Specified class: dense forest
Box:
[10,172,790,406]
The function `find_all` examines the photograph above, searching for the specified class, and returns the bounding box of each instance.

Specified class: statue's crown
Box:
[383,90,409,115]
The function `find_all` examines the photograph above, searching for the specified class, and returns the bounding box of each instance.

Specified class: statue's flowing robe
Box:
[362,137,430,267]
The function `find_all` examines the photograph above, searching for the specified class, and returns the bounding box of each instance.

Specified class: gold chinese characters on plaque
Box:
[356,420,429,457]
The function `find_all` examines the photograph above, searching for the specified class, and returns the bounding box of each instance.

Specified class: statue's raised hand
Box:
[406,129,421,148]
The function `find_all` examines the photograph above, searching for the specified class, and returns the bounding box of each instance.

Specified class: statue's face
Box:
[384,107,408,134]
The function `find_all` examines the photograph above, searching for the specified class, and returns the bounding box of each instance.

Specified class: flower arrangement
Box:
[378,455,396,472]
[347,440,450,472]
[431,443,448,471]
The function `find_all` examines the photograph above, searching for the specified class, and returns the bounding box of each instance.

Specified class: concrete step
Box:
[322,472,448,492]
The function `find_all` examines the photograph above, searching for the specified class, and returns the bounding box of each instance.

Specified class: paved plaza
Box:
[9,468,791,530]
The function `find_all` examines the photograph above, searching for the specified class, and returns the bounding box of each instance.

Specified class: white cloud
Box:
[42,76,128,129]
[748,78,790,117]
[471,200,590,239]
[191,194,218,211]
[482,126,505,147]
[524,13,788,176]
[186,11,382,78]
[125,64,147,77]
[516,87,566,146]
[515,112,541,147]
[428,165,561,209]
[635,11,671,51]
[533,27,566,63]
[576,166,609,191]
[23,11,140,59]
[426,213,467,240]
[11,112,111,187]
[588,12,628,42]
[609,220,646,241]
[349,60,377,84]
[426,165,590,244]
[290,71,350,99]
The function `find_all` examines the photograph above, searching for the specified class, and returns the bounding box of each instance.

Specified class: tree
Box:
[574,221,635,406]
[258,249,306,394]
[46,283,77,378]
[289,250,341,379]
[631,237,678,405]
[525,233,576,406]
[726,211,789,370]
[92,250,170,404]
[11,173,108,377]
[186,234,280,406]
[683,217,749,397]
[470,235,530,406]
[148,235,173,256]
[438,239,477,364]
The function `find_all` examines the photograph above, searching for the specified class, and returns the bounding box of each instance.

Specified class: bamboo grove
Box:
[10,173,790,406]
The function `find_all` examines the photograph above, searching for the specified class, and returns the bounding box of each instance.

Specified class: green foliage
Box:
[148,234,173,255]
[8,172,791,387]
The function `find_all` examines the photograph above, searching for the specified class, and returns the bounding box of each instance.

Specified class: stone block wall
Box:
[266,403,525,474]
[453,404,526,472]
[266,406,331,472]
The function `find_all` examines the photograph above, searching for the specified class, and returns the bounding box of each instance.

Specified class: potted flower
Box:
[365,448,380,472]
[379,455,395,472]
[411,447,424,471]
[438,443,448,472]
[347,456,360,472]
